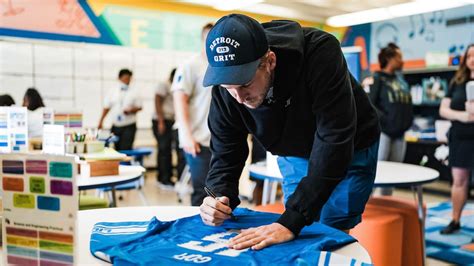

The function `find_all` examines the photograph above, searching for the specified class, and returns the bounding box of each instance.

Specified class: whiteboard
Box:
[133,52,156,81]
[0,39,186,129]
[102,50,133,79]
[74,78,102,128]
[0,74,34,104]
[0,42,33,74]
[74,48,101,79]
[34,44,73,77]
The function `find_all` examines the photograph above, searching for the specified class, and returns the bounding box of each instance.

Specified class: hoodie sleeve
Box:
[277,34,357,236]
[206,87,249,209]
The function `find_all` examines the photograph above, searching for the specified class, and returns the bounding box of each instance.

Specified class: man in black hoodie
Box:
[200,14,380,250]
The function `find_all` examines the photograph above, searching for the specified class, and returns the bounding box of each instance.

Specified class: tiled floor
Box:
[83,170,453,265]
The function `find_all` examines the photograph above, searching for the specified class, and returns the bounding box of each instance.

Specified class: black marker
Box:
[204,186,236,221]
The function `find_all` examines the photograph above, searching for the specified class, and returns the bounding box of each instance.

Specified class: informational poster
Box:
[42,125,65,155]
[1,153,77,266]
[43,108,55,125]
[0,107,28,153]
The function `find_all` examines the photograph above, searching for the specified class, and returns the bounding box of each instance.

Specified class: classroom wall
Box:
[0,0,327,131]
[341,5,474,77]
[0,38,195,129]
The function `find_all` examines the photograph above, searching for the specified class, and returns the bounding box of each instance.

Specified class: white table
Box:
[249,160,440,264]
[78,165,145,207]
[373,161,439,265]
[75,206,371,264]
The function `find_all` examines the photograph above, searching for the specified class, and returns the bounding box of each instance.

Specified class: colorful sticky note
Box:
[39,232,73,244]
[8,255,38,265]
[37,196,60,211]
[3,177,24,192]
[13,193,35,209]
[49,162,73,178]
[25,160,48,174]
[6,227,38,238]
[30,177,45,194]
[6,235,38,248]
[7,245,38,259]
[39,240,73,254]
[3,160,24,174]
[50,180,73,196]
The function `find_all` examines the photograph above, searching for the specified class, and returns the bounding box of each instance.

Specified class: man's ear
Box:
[267,51,277,71]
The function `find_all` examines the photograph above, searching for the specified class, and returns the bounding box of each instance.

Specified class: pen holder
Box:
[75,142,85,154]
[85,140,105,153]
[65,142,75,154]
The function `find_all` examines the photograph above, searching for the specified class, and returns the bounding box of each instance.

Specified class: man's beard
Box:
[244,70,274,109]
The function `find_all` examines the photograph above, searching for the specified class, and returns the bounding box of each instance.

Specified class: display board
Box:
[1,153,78,266]
[0,107,28,153]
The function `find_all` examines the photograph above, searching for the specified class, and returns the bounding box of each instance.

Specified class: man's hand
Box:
[157,120,166,135]
[228,223,294,250]
[459,111,474,123]
[183,136,201,157]
[200,196,232,226]
[465,100,474,115]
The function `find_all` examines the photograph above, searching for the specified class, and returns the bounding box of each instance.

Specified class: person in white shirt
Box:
[152,68,185,188]
[23,88,45,138]
[98,69,142,151]
[172,23,213,206]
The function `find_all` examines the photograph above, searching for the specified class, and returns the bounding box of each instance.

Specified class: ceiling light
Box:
[327,0,474,27]
[181,0,264,11]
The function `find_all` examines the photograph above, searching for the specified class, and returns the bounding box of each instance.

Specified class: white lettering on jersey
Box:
[173,253,211,263]
[178,231,248,257]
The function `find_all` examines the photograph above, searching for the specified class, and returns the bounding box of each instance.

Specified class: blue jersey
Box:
[90,208,369,265]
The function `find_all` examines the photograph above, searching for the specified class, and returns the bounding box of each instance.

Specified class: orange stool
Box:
[367,196,425,266]
[351,208,404,266]
[253,203,285,214]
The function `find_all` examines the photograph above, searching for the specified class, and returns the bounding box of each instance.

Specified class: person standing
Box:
[172,23,214,206]
[152,68,185,188]
[368,43,413,195]
[199,14,380,250]
[23,88,45,138]
[439,44,474,234]
[98,69,142,151]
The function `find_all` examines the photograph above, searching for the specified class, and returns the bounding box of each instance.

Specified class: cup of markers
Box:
[65,130,105,154]
[65,132,86,154]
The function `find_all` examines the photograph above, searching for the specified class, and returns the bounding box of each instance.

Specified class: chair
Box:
[175,165,192,203]
[98,147,153,206]
[79,195,109,210]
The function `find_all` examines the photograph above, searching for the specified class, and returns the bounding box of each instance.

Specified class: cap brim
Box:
[203,59,260,87]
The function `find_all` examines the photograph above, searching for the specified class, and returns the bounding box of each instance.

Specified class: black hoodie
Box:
[206,20,380,236]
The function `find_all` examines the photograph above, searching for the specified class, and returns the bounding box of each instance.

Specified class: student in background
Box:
[0,94,15,106]
[152,68,185,189]
[368,43,413,195]
[98,69,142,151]
[439,44,474,234]
[172,23,214,206]
[23,88,45,138]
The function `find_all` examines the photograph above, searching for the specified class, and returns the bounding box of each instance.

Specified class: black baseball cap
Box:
[203,14,268,87]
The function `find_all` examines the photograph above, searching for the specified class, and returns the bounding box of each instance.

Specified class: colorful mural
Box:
[341,5,474,74]
[0,0,114,43]
[1,1,472,65]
